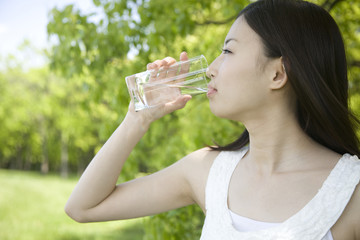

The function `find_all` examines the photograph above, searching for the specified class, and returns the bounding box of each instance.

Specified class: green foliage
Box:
[0,67,50,169]
[0,169,144,240]
[0,0,359,239]
[143,205,204,240]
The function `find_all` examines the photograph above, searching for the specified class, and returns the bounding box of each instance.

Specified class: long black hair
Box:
[212,0,360,156]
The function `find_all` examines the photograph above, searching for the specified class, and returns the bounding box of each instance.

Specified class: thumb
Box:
[164,95,192,113]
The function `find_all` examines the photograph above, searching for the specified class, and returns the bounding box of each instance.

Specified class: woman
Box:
[65,0,360,239]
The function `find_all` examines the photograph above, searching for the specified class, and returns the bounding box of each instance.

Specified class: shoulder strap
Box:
[278,154,360,239]
[205,148,248,212]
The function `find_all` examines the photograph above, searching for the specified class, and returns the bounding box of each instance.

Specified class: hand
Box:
[127,52,192,127]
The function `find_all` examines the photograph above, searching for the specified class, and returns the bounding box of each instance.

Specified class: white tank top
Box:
[200,148,360,240]
[229,210,333,240]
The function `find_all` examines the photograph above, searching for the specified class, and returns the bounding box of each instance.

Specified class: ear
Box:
[269,57,287,90]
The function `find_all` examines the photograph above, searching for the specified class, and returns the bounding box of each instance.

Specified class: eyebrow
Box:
[224,38,238,45]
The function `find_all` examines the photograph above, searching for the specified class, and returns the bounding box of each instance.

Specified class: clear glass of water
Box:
[125,55,209,111]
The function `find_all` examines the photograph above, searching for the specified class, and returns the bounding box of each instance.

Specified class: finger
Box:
[163,57,176,66]
[153,59,166,68]
[148,62,159,81]
[149,59,168,81]
[166,60,179,78]
[147,62,158,70]
[167,65,178,78]
[157,59,169,79]
[164,95,192,114]
[163,57,177,77]
[146,62,159,83]
[179,52,190,75]
[180,52,188,61]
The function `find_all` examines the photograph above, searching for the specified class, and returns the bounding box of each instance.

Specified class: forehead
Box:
[225,16,261,45]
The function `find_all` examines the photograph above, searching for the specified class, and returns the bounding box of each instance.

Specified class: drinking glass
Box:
[125,55,208,111]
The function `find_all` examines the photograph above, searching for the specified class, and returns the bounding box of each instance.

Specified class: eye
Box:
[222,48,232,54]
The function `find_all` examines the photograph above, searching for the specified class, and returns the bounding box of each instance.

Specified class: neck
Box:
[243,109,321,176]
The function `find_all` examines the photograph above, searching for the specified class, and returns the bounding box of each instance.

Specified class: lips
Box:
[207,85,218,98]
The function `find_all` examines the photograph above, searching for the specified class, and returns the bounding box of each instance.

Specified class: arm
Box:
[331,184,360,239]
[353,186,360,240]
[65,53,195,223]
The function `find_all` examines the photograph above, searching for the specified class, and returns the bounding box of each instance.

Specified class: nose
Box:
[206,64,216,79]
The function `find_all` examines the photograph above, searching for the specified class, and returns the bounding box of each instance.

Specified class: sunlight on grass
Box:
[0,169,145,240]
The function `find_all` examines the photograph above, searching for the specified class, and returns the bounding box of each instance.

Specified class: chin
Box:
[209,102,241,121]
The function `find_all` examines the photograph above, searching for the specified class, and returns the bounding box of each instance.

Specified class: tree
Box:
[43,0,360,238]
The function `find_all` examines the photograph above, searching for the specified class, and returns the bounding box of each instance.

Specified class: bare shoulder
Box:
[352,185,360,239]
[181,147,220,169]
[332,177,360,239]
[181,147,221,181]
[180,147,221,212]
[347,183,360,239]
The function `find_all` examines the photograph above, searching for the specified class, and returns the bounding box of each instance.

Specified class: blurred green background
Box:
[0,0,359,239]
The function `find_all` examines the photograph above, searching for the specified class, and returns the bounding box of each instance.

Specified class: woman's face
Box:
[207,16,273,122]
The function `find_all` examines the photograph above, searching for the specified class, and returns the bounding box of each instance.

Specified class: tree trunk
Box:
[40,118,49,174]
[60,134,69,178]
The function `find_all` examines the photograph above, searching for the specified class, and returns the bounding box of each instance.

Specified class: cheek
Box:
[220,60,259,99]
[208,81,248,120]
[209,62,268,120]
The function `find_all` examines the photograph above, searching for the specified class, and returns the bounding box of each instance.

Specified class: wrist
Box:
[123,111,151,133]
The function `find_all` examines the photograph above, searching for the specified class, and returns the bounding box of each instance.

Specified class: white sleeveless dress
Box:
[200,148,360,240]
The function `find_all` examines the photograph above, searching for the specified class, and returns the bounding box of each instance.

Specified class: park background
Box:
[0,0,359,239]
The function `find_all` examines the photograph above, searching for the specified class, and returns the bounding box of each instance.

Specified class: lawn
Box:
[0,169,145,240]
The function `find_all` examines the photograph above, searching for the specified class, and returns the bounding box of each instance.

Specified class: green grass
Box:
[0,169,145,240]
